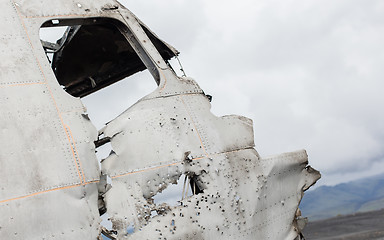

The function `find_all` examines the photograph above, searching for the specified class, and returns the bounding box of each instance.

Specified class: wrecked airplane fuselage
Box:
[0,0,320,239]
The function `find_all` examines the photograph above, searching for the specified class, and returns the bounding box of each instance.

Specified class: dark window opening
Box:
[189,173,204,195]
[39,18,177,98]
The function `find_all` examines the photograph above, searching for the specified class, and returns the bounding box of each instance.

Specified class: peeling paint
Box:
[100,81,320,239]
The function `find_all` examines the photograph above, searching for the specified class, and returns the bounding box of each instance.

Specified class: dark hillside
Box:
[300,173,384,220]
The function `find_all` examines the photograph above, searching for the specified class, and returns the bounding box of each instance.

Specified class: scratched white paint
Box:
[0,0,320,239]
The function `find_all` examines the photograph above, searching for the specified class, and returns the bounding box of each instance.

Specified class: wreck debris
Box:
[0,0,320,239]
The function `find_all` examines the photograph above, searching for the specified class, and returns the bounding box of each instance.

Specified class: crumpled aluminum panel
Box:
[0,0,103,239]
[101,69,320,239]
[0,0,320,239]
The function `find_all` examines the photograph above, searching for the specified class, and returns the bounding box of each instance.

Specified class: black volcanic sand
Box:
[303,209,384,240]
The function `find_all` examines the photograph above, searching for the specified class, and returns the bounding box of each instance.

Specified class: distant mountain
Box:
[300,173,384,221]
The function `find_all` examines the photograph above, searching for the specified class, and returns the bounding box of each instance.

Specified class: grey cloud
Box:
[82,0,384,186]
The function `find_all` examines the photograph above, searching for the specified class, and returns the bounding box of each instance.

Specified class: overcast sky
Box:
[81,0,384,187]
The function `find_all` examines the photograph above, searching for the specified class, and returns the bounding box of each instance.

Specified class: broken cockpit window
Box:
[39,18,189,240]
[39,18,178,98]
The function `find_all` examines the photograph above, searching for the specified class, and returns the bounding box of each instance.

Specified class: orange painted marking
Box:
[64,125,85,183]
[112,156,207,179]
[112,162,180,179]
[0,180,99,204]
[158,70,168,92]
[22,14,95,19]
[179,95,209,156]
[66,125,86,182]
[110,148,249,180]
[12,2,87,183]
[0,82,46,89]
